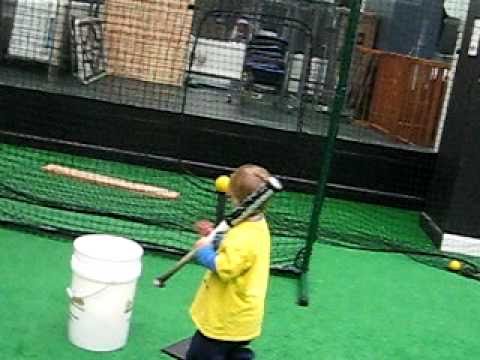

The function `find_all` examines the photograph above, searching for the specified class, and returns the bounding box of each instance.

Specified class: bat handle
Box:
[153,222,230,288]
[153,249,197,288]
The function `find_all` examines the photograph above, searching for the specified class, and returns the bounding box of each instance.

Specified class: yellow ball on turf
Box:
[448,260,463,271]
[215,175,230,193]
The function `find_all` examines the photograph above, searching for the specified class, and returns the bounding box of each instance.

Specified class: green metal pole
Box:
[298,0,362,306]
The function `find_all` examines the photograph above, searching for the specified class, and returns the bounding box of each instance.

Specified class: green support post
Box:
[298,0,362,306]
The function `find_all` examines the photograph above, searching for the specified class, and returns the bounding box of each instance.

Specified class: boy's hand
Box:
[194,220,214,236]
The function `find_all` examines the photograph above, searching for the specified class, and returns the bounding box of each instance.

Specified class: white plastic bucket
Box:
[67,234,144,352]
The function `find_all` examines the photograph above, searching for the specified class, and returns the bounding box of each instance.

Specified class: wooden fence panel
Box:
[353,47,449,147]
[104,0,194,86]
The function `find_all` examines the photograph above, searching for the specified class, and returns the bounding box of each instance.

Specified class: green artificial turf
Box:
[1,226,480,360]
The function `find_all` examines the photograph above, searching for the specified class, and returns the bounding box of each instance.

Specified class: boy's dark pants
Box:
[186,331,254,360]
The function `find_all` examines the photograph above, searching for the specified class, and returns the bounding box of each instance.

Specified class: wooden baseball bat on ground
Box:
[42,164,180,200]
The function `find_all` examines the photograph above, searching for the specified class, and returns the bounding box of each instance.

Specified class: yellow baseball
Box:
[215,175,230,193]
[448,260,463,271]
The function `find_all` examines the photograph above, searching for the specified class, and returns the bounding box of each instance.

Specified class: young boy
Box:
[186,164,273,360]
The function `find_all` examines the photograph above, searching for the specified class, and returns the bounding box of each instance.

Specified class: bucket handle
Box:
[66,285,109,303]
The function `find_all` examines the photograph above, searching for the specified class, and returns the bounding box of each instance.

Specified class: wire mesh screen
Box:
[0,0,349,274]
[0,141,315,272]
[184,9,315,132]
[185,1,342,135]
[0,0,472,150]
[346,0,471,149]
[0,0,344,126]
[0,0,479,282]
[327,0,480,279]
[0,0,194,110]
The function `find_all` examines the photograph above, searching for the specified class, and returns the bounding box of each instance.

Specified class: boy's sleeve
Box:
[215,228,256,282]
[194,232,226,271]
[195,243,217,271]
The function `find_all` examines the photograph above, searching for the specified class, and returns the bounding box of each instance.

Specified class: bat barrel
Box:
[267,176,283,192]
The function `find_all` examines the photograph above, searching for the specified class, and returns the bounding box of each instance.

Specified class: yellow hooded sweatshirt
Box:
[190,217,271,341]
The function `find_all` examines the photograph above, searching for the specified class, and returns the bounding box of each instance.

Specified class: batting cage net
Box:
[0,142,310,271]
[0,0,349,281]
[0,0,479,298]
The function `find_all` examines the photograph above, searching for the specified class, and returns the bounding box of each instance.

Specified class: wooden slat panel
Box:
[104,0,194,86]
[362,48,449,147]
